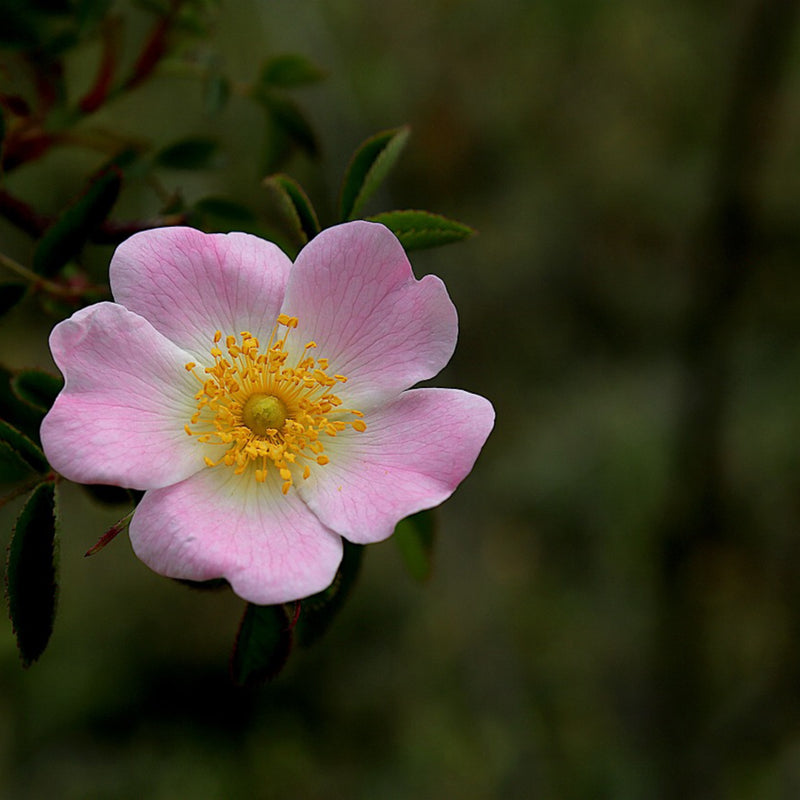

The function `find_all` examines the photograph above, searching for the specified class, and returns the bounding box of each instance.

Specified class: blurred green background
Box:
[3,0,800,797]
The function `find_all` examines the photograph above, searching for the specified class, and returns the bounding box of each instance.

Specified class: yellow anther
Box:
[184,319,365,493]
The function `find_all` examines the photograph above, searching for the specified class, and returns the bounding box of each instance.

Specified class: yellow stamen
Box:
[184,316,366,493]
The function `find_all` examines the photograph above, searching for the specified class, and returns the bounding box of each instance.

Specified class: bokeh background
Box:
[3,0,800,797]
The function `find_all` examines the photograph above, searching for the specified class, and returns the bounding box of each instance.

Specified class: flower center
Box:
[242,394,288,436]
[184,314,366,494]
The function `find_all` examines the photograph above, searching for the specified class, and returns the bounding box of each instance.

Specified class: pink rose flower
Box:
[41,221,494,604]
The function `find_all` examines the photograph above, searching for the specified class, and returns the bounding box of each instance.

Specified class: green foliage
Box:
[155,137,221,170]
[260,54,326,88]
[366,210,474,251]
[0,420,49,475]
[5,481,58,666]
[295,542,363,647]
[32,167,122,277]
[11,369,63,413]
[0,442,36,483]
[191,196,259,233]
[339,126,410,221]
[0,366,43,443]
[393,509,436,582]
[230,603,293,687]
[258,94,319,160]
[264,173,320,245]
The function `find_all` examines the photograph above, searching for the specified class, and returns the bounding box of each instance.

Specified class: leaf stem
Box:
[0,251,106,298]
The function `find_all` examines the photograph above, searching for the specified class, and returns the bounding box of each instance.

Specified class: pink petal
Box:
[41,302,205,490]
[280,221,458,407]
[129,467,344,605]
[297,388,495,543]
[110,226,293,360]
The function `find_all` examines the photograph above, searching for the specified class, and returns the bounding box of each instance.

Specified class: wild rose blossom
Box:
[41,222,494,604]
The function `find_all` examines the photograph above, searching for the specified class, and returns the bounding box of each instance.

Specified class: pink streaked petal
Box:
[41,302,205,490]
[129,467,344,605]
[110,226,293,360]
[280,221,458,407]
[297,388,495,544]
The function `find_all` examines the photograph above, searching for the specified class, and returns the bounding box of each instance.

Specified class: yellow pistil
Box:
[184,315,366,494]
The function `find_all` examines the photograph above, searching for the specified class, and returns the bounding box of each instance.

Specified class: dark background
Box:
[3,1,800,797]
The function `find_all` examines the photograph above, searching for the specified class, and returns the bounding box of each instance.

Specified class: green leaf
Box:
[154,137,221,170]
[0,366,42,442]
[263,173,320,245]
[0,441,36,484]
[339,126,410,221]
[6,481,58,666]
[258,94,318,159]
[366,210,475,251]
[11,369,62,413]
[230,603,293,687]
[0,420,48,474]
[393,509,436,582]
[32,167,122,277]
[295,541,363,647]
[0,283,26,317]
[260,54,326,88]
[191,196,258,231]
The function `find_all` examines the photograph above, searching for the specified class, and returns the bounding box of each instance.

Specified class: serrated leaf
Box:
[260,54,325,88]
[366,210,474,251]
[295,542,363,647]
[154,137,221,170]
[32,167,122,277]
[0,283,25,317]
[0,420,48,474]
[231,603,293,687]
[339,126,410,221]
[11,370,62,413]
[6,481,58,666]
[263,173,320,245]
[393,509,436,582]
